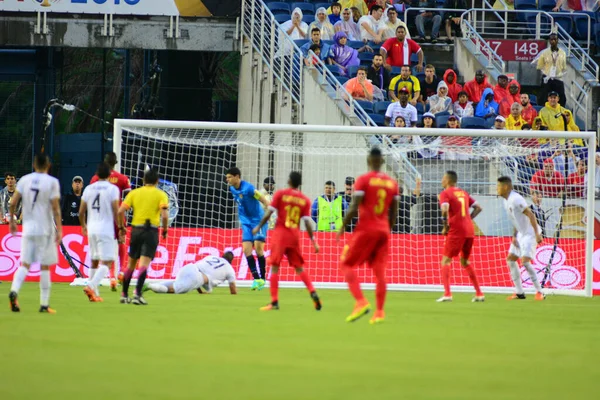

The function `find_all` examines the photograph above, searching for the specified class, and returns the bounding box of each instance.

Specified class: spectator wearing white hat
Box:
[62,175,84,225]
[492,115,506,130]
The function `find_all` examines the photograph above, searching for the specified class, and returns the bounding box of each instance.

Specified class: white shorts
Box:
[173,265,203,294]
[508,233,537,260]
[21,235,58,266]
[89,235,117,261]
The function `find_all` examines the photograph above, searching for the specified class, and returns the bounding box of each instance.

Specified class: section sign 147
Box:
[484,39,546,62]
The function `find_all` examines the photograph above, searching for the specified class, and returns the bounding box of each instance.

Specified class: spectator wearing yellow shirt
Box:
[535,33,567,106]
[329,0,368,17]
[538,91,582,146]
[506,102,528,130]
[389,64,421,105]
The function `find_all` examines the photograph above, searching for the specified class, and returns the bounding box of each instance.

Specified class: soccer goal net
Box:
[113,119,595,297]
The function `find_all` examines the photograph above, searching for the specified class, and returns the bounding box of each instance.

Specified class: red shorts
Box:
[269,230,304,267]
[443,236,474,259]
[341,229,389,269]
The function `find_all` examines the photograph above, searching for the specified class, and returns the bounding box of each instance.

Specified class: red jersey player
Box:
[337,147,399,324]
[252,171,321,311]
[438,171,484,303]
[90,152,131,290]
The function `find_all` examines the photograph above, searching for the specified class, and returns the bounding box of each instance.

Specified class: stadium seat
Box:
[326,64,343,76]
[348,40,365,49]
[414,72,425,81]
[574,15,593,41]
[435,111,451,118]
[515,0,537,9]
[314,3,331,10]
[347,65,359,77]
[551,14,574,36]
[537,0,556,11]
[291,3,314,14]
[274,14,289,24]
[484,116,496,128]
[415,102,425,114]
[358,52,374,62]
[390,66,401,76]
[368,113,386,126]
[337,76,349,85]
[534,105,544,112]
[268,2,291,14]
[436,115,450,127]
[460,117,487,129]
[322,40,334,46]
[374,101,391,114]
[356,100,374,113]
[410,53,422,66]
[528,94,537,105]
[294,39,309,48]
[302,14,315,24]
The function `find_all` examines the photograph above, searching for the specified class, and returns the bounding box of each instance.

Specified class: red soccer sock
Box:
[270,272,280,304]
[343,267,365,302]
[375,279,386,311]
[298,271,315,293]
[441,265,452,297]
[464,265,483,296]
[118,243,127,274]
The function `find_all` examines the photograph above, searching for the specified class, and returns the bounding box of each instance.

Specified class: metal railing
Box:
[460,18,507,74]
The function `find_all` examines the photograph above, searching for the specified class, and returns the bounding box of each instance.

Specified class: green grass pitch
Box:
[1,283,599,400]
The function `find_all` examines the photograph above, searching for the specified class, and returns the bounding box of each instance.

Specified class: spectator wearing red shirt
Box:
[530,158,565,198]
[498,80,521,117]
[380,25,423,71]
[443,69,462,102]
[520,93,538,126]
[463,69,492,104]
[567,159,587,198]
[493,74,510,104]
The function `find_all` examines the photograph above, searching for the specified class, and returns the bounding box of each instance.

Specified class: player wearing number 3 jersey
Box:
[438,171,484,303]
[253,171,321,311]
[338,148,399,325]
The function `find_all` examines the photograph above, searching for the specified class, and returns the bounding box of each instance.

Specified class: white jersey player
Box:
[8,154,62,313]
[497,176,545,301]
[79,162,120,302]
[146,252,238,295]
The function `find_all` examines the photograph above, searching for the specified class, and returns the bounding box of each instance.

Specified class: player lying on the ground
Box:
[252,171,321,311]
[145,252,237,295]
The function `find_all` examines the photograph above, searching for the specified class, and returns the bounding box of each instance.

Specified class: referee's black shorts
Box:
[129,226,159,259]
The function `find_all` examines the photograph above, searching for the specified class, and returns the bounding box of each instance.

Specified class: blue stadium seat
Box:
[322,40,334,47]
[484,116,496,129]
[435,111,451,118]
[374,101,391,114]
[528,94,537,105]
[414,72,425,80]
[460,117,486,129]
[551,14,574,36]
[348,40,365,49]
[347,65,360,77]
[291,2,315,15]
[358,52,374,62]
[268,2,291,14]
[515,0,537,9]
[574,15,593,41]
[410,53,422,66]
[534,105,544,112]
[337,76,349,85]
[390,66,402,75]
[436,115,450,127]
[294,39,309,48]
[356,100,374,113]
[314,3,331,10]
[368,113,387,126]
[415,102,425,114]
[274,14,290,24]
[302,14,315,24]
[537,0,556,11]
[306,0,324,3]
[326,64,343,76]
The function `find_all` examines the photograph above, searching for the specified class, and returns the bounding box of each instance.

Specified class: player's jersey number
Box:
[30,188,40,210]
[284,205,301,228]
[92,194,101,212]
[374,189,387,215]
[206,256,225,270]
[457,195,467,217]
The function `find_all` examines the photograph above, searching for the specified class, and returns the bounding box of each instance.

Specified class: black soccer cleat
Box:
[310,291,322,311]
[39,305,56,314]
[132,295,148,306]
[507,293,527,300]
[9,291,20,312]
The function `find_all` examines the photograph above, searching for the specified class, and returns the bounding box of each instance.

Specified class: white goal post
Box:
[112,119,596,297]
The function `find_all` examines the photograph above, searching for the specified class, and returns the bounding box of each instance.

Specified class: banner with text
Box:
[0,0,180,16]
[0,226,596,295]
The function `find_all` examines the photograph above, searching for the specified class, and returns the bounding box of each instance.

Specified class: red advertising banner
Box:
[0,226,597,295]
[478,39,546,62]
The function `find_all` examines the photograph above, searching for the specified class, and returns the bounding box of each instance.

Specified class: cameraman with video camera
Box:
[539,91,581,134]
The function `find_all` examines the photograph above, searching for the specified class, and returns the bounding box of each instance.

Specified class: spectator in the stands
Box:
[530,190,547,237]
[443,69,462,102]
[418,64,440,104]
[310,8,336,40]
[367,54,391,91]
[520,93,538,126]
[371,0,394,13]
[553,0,590,11]
[385,87,419,126]
[281,8,309,41]
[419,112,437,128]
[389,64,421,105]
[330,1,368,17]
[381,25,423,70]
[499,80,521,117]
[413,0,442,43]
[533,116,548,131]
[474,88,499,118]
[518,153,541,184]
[359,5,386,43]
[539,91,580,132]
[453,91,474,120]
[334,8,361,40]
[518,124,538,148]
[530,158,565,198]
[427,81,453,115]
[329,3,343,24]
[351,6,361,23]
[540,139,579,177]
[345,66,375,101]
[328,32,360,75]
[307,44,321,65]
[463,69,492,104]
[506,102,527,130]
[446,115,460,128]
[383,7,410,40]
[392,0,411,15]
[493,0,514,9]
[301,28,331,59]
[395,177,421,233]
[390,115,411,144]
[536,33,567,106]
[493,115,506,129]
[311,181,348,232]
[443,0,467,43]
[567,159,587,198]
[493,74,510,104]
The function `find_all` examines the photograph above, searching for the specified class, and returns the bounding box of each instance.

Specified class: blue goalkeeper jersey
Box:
[229,180,264,225]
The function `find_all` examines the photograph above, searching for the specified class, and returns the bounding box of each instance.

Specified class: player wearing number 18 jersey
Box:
[438,171,484,303]
[338,148,399,324]
[253,171,321,311]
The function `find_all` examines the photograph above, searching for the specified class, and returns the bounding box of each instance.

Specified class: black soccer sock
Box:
[246,255,260,280]
[122,268,134,297]
[257,255,266,280]
[136,268,148,297]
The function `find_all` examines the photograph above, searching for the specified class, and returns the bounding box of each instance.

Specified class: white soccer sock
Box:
[10,266,29,293]
[523,262,543,292]
[89,267,96,281]
[40,270,51,307]
[507,261,524,294]
[148,283,168,293]
[91,265,110,294]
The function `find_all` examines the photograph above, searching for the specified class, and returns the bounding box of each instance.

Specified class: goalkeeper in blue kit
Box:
[226,167,270,290]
